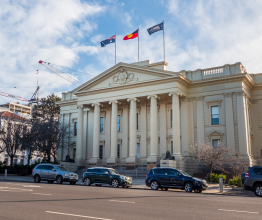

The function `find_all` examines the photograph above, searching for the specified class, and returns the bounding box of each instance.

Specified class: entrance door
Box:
[99,169,111,184]
[137,144,140,158]
[168,169,183,188]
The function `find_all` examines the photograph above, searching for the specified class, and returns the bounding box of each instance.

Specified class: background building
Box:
[58,60,262,174]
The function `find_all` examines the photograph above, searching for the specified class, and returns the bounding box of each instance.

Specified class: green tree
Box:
[34,93,61,118]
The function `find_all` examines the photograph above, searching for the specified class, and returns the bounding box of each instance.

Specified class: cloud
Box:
[0,0,105,103]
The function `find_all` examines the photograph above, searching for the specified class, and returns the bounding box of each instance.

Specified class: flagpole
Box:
[115,32,116,65]
[138,27,139,62]
[163,20,165,62]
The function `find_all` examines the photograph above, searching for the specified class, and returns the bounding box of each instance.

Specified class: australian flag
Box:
[101,35,116,47]
[147,22,164,35]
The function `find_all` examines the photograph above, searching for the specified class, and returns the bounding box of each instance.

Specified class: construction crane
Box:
[39,60,92,86]
[0,86,40,103]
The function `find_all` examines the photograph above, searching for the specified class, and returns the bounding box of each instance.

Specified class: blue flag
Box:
[147,22,164,35]
[101,35,116,47]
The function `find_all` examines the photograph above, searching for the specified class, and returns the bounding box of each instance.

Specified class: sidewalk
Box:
[0,175,237,195]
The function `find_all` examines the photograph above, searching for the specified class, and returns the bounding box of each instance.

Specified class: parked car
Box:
[241,172,246,185]
[32,163,79,185]
[145,167,208,193]
[82,167,132,188]
[244,166,262,197]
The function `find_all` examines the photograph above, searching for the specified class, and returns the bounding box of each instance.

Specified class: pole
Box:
[219,177,223,193]
[138,27,139,62]
[163,20,165,62]
[4,169,7,180]
[115,32,116,65]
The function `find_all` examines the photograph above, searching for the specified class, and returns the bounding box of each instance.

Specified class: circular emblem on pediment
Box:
[119,70,128,84]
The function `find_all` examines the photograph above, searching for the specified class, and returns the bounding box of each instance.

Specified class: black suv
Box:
[82,167,132,188]
[145,167,208,193]
[244,166,262,197]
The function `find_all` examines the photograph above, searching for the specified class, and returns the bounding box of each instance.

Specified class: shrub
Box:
[209,173,226,183]
[228,177,242,187]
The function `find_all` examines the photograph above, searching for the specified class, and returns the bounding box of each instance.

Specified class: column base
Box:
[88,158,102,168]
[126,157,140,170]
[147,156,161,170]
[107,158,120,168]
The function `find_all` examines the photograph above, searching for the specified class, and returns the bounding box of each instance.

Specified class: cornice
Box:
[57,100,77,107]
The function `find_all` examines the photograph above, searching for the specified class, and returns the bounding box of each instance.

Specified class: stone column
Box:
[236,92,250,158]
[159,100,167,158]
[197,96,205,144]
[75,105,85,165]
[251,100,259,166]
[167,93,184,170]
[146,95,160,169]
[89,103,102,167]
[140,102,147,162]
[224,93,236,151]
[107,101,121,167]
[126,98,140,169]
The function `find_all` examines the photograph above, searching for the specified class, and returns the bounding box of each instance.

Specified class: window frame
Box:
[212,139,220,148]
[99,145,103,159]
[100,117,104,133]
[74,122,77,136]
[117,115,120,132]
[211,105,219,125]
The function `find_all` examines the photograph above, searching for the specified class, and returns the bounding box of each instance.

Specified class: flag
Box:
[101,35,116,47]
[147,22,163,35]
[36,70,38,74]
[123,29,138,40]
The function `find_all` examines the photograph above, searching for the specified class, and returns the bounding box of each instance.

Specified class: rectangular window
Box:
[20,158,24,165]
[117,144,120,158]
[13,158,17,165]
[211,106,219,125]
[100,117,104,133]
[137,113,138,130]
[137,144,140,158]
[117,115,120,132]
[170,109,172,127]
[99,145,103,159]
[212,139,220,148]
[74,122,77,136]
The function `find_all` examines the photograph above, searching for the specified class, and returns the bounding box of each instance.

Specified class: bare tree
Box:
[188,143,230,174]
[0,119,28,166]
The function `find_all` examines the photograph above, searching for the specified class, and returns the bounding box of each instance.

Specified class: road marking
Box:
[1,190,10,191]
[218,209,259,214]
[0,187,32,191]
[23,185,41,187]
[33,193,51,196]
[109,200,135,204]
[46,211,113,220]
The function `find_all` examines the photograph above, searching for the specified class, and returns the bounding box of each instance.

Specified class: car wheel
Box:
[34,175,41,183]
[185,182,193,192]
[56,176,63,184]
[111,179,120,188]
[150,181,159,190]
[194,189,202,193]
[254,184,262,197]
[84,178,91,186]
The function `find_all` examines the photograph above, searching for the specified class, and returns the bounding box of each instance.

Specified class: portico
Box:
[58,60,262,173]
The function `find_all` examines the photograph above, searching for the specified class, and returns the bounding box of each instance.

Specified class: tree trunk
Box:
[210,164,213,174]
[10,155,14,167]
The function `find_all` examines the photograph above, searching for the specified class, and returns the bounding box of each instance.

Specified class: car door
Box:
[48,165,57,180]
[39,165,49,179]
[91,169,101,183]
[155,169,170,185]
[168,169,183,188]
[99,169,111,184]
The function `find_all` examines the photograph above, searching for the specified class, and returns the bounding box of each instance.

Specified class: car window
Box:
[87,169,94,173]
[48,166,56,171]
[253,168,262,175]
[168,169,179,176]
[179,170,192,177]
[35,165,42,169]
[40,165,48,170]
[92,169,100,173]
[100,169,109,174]
[108,169,119,175]
[153,169,169,175]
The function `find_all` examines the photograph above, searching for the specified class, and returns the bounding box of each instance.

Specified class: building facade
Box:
[58,60,262,173]
[0,101,33,119]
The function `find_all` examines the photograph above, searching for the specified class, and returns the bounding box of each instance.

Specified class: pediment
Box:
[73,63,175,94]
[208,130,224,141]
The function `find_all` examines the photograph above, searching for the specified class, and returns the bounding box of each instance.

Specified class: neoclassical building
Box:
[58,60,262,173]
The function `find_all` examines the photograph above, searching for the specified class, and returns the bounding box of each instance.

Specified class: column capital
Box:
[196,96,204,101]
[76,105,84,109]
[91,103,103,107]
[235,91,247,97]
[168,92,182,97]
[127,98,140,102]
[224,92,233,98]
[252,99,258,104]
[109,100,121,105]
[147,95,160,100]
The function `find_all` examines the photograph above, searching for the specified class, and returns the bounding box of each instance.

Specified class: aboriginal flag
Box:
[123,29,138,40]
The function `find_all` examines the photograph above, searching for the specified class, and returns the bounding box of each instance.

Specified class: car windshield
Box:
[56,166,67,171]
[179,170,192,177]
[109,169,119,175]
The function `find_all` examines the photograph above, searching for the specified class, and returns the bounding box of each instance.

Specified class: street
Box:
[0,179,261,220]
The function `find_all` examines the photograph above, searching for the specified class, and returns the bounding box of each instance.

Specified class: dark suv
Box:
[244,166,262,197]
[82,167,132,188]
[145,167,208,193]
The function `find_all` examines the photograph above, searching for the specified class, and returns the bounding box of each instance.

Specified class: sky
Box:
[1,0,262,104]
